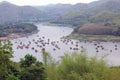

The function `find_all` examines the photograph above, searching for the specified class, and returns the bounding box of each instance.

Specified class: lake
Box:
[11,23,120,66]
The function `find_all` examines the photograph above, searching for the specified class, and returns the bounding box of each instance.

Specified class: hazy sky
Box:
[0,0,98,6]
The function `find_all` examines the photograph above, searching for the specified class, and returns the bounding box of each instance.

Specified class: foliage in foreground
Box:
[45,51,111,80]
[0,40,120,80]
[0,41,46,80]
[19,54,46,80]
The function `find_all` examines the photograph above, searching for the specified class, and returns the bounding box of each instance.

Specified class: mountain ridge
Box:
[0,1,45,24]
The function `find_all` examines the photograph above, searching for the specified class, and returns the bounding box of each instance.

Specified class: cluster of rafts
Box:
[14,35,119,53]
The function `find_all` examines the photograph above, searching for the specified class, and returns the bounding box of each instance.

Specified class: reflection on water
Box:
[11,23,120,66]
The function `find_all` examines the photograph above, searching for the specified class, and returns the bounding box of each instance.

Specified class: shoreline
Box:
[0,22,69,41]
[1,22,120,42]
[40,22,75,28]
[0,30,39,41]
[64,33,120,42]
[44,23,120,42]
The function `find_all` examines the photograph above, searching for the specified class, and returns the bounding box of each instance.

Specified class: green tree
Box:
[20,54,37,68]
[19,54,46,80]
[0,40,19,80]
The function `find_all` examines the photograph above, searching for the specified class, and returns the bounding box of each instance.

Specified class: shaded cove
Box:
[11,23,120,66]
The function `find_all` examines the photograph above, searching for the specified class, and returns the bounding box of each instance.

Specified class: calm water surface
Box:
[11,23,120,66]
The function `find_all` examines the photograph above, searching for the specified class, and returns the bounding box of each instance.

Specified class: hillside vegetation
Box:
[73,23,120,36]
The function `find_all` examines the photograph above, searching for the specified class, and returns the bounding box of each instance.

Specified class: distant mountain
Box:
[0,0,120,29]
[0,1,19,24]
[34,0,120,36]
[49,0,120,25]
[34,3,88,21]
[35,4,73,21]
[0,1,44,24]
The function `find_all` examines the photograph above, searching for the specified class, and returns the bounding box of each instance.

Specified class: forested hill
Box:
[35,0,120,36]
[45,0,120,25]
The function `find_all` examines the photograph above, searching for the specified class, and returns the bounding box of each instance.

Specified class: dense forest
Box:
[0,40,120,80]
[0,23,38,37]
